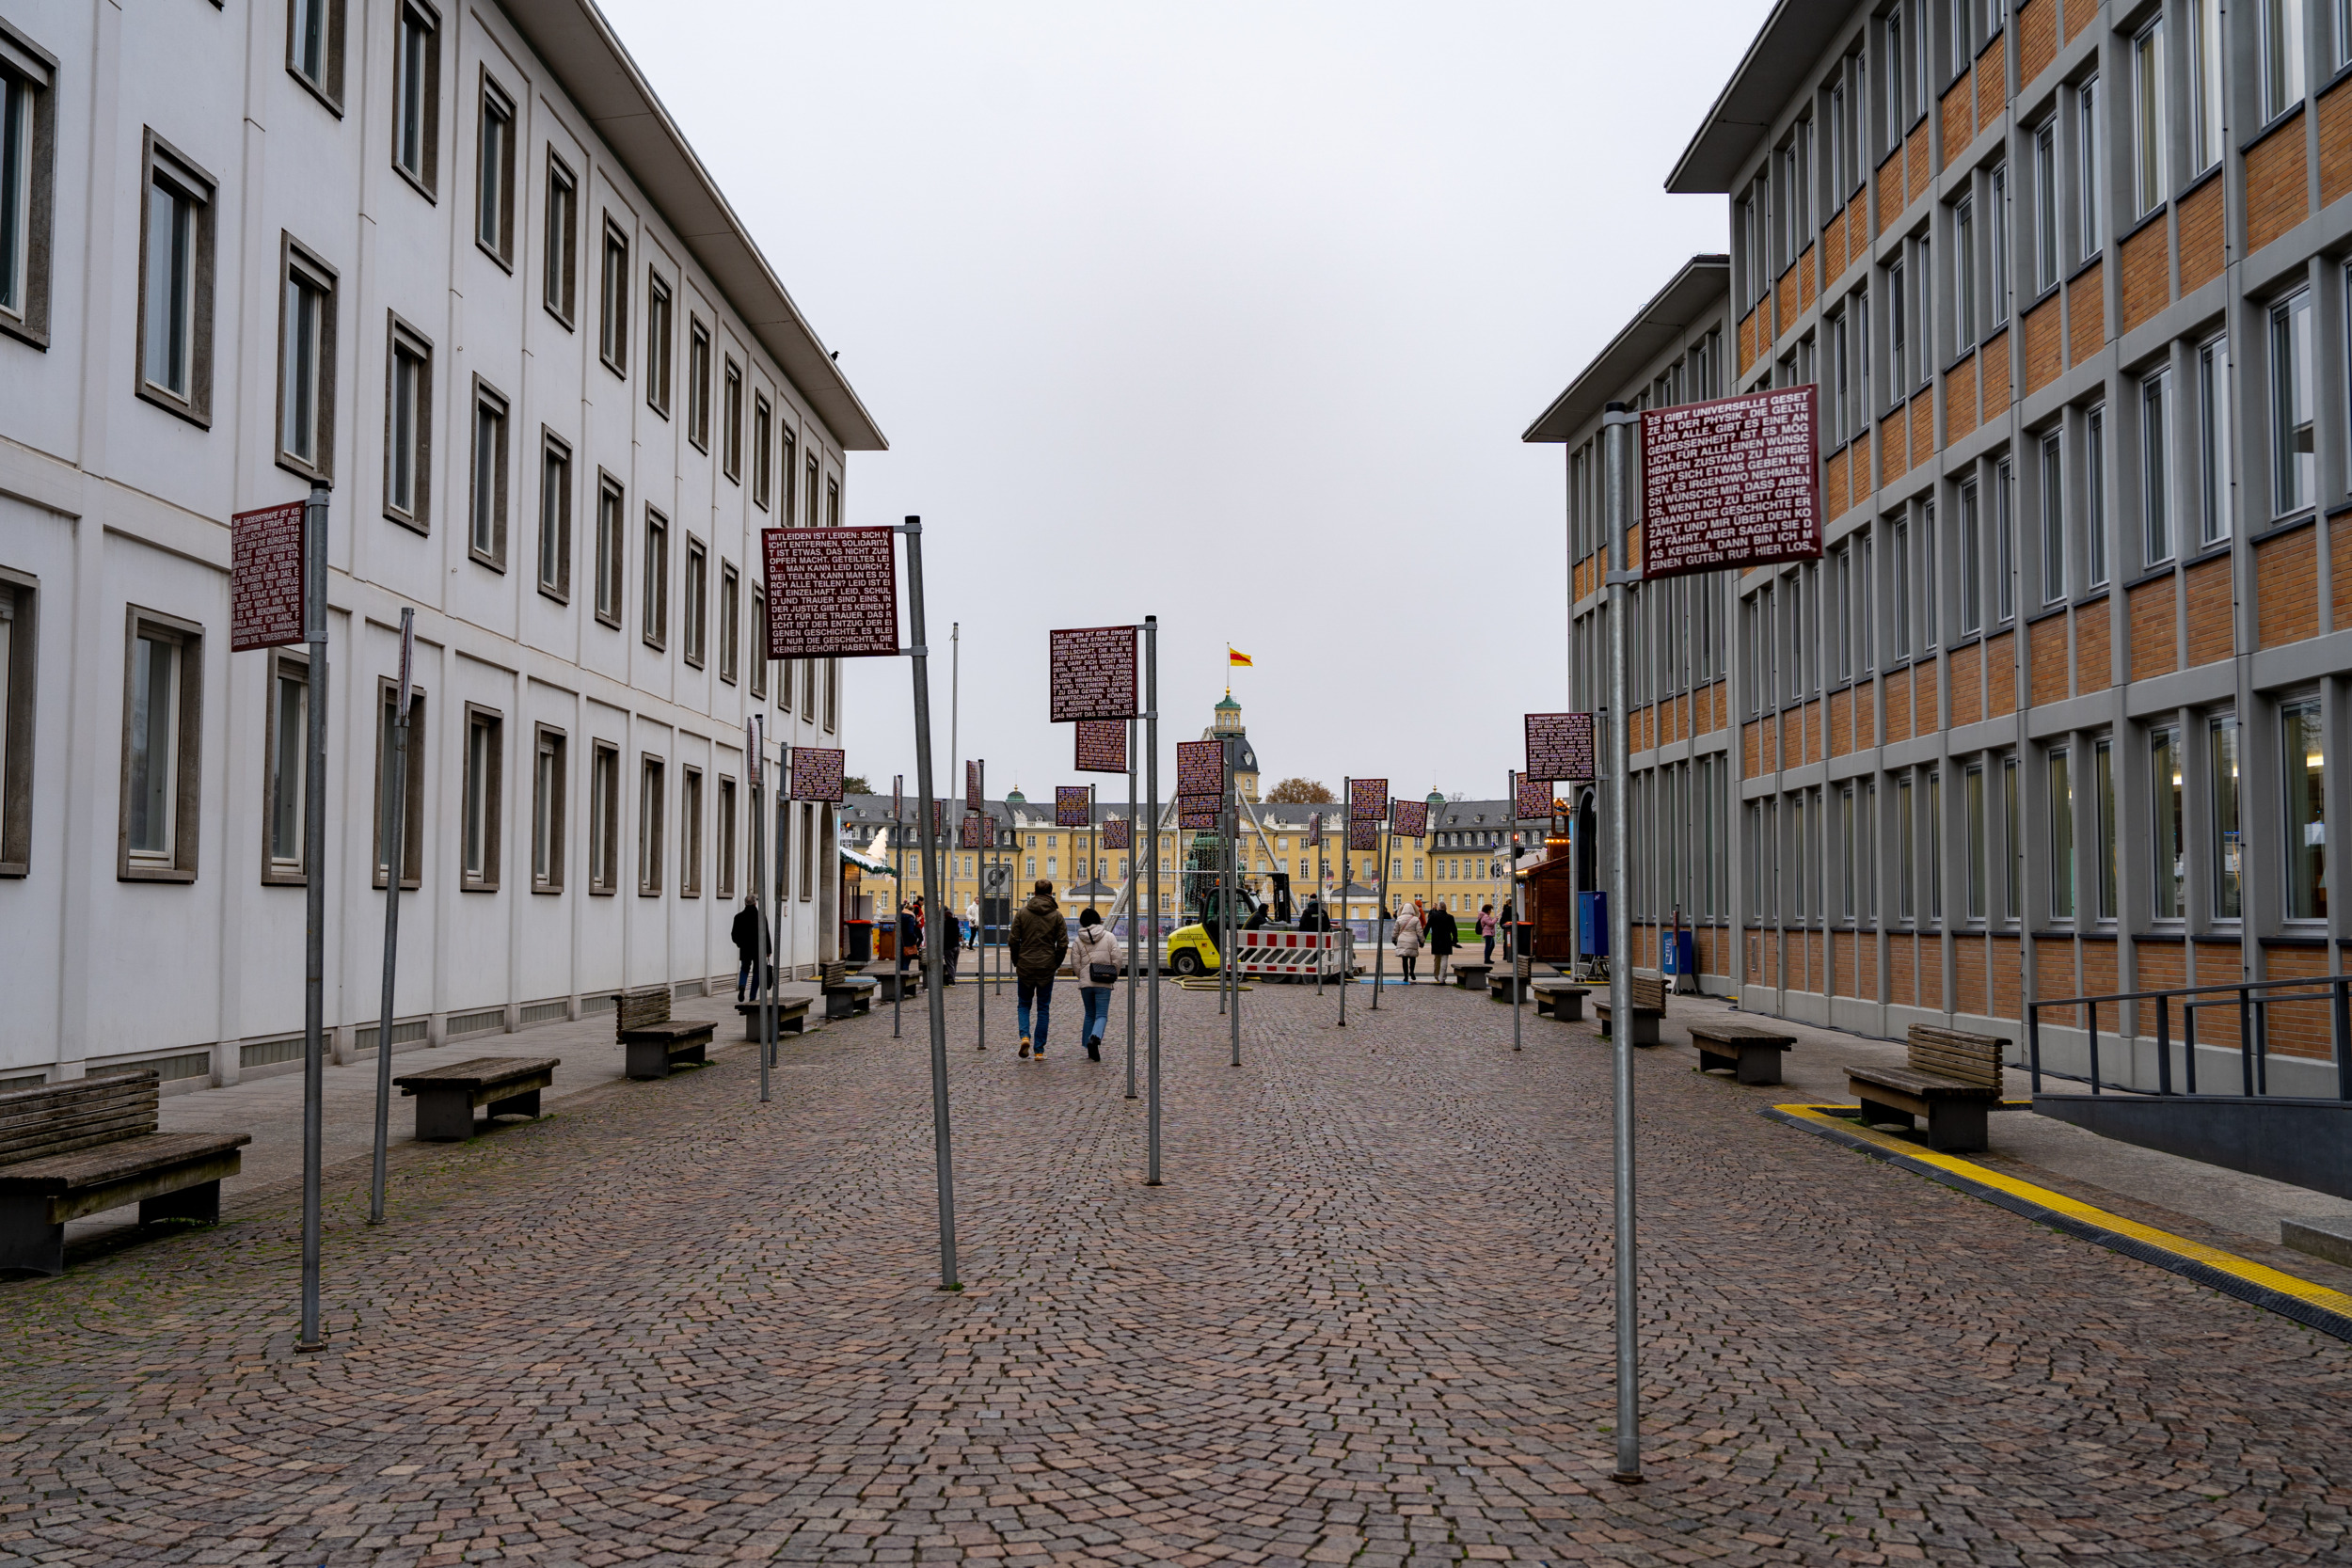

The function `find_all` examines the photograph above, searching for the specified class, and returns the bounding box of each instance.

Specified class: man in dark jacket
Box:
[897,900,921,977]
[1009,881,1068,1058]
[1296,896,1330,932]
[731,895,769,999]
[1426,902,1460,986]
[936,898,961,985]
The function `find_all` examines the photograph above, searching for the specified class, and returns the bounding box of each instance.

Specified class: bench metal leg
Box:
[1733,1049,1782,1087]
[1922,1100,1989,1153]
[626,1040,674,1080]
[485,1089,542,1120]
[0,1194,63,1277]
[140,1180,221,1226]
[415,1087,478,1142]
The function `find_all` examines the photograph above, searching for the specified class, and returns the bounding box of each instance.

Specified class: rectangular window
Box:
[645,270,673,415]
[594,474,623,627]
[453,383,506,576]
[1965,762,1987,921]
[2003,753,2021,920]
[749,588,767,698]
[2284,697,2328,919]
[2211,712,2242,917]
[532,724,564,892]
[716,775,736,899]
[826,476,840,527]
[683,536,707,669]
[2142,368,2172,564]
[2049,746,2075,919]
[262,650,309,883]
[2272,290,2314,515]
[543,150,577,325]
[383,317,431,529]
[373,683,425,889]
[806,452,821,527]
[825,658,839,732]
[2087,404,2109,587]
[2263,0,2306,120]
[120,611,201,881]
[780,426,798,523]
[752,393,773,509]
[1955,193,1977,350]
[2199,335,2232,545]
[719,562,739,686]
[1886,7,1908,148]
[391,2,438,194]
[1927,768,1943,924]
[2032,119,2058,291]
[1893,519,1913,654]
[1995,457,2016,622]
[680,766,703,897]
[598,218,628,373]
[1989,162,2010,325]
[0,572,35,876]
[1888,256,1907,397]
[2151,724,2185,918]
[638,754,665,895]
[139,137,215,420]
[2040,431,2065,601]
[537,432,570,600]
[722,356,743,482]
[2133,21,2166,216]
[462,705,501,889]
[1921,501,1939,650]
[475,74,514,265]
[686,316,710,450]
[2094,736,2117,920]
[2193,0,2224,170]
[588,740,619,895]
[1959,480,1982,635]
[1898,773,1916,920]
[278,244,336,477]
[643,510,668,648]
[2077,76,2102,259]
[0,35,56,346]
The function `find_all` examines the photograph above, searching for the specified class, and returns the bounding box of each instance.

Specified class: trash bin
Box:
[845,919,874,964]
[1661,927,1692,979]
[1577,892,1609,957]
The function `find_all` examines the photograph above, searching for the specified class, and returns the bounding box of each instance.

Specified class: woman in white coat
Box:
[1072,908,1120,1062]
[1392,899,1424,984]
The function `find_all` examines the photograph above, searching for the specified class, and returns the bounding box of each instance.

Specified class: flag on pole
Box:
[1228,646,1253,667]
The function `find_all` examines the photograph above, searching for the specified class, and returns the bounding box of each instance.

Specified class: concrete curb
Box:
[1763,1102,2352,1345]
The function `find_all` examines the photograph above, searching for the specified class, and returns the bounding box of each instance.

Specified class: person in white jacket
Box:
[1392,900,1424,984]
[1072,908,1120,1062]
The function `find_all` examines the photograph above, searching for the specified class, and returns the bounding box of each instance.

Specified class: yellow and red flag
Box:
[1228,647,1253,668]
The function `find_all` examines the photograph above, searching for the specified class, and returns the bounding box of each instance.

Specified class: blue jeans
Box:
[1018,974,1054,1048]
[1079,987,1112,1045]
[737,958,755,999]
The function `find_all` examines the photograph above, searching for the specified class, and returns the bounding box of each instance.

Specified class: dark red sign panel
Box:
[1516,777,1557,821]
[965,760,983,813]
[1074,719,1127,774]
[1525,712,1595,782]
[960,813,988,850]
[1056,786,1090,828]
[1348,779,1387,821]
[789,747,845,802]
[230,501,307,652]
[763,526,899,657]
[1101,818,1131,850]
[1640,386,1820,579]
[1348,819,1379,851]
[1177,740,1224,799]
[1047,625,1138,721]
[1178,800,1220,830]
[1390,799,1428,839]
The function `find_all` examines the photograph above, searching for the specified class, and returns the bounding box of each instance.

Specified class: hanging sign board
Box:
[1347,779,1388,821]
[960,813,988,850]
[763,525,900,657]
[1348,819,1379,851]
[892,774,903,821]
[1516,776,1557,821]
[1525,712,1595,784]
[230,501,308,652]
[1056,785,1090,828]
[965,760,983,813]
[1639,386,1820,579]
[789,746,845,802]
[395,609,417,720]
[1101,818,1131,850]
[1176,739,1224,799]
[745,716,762,787]
[1178,800,1221,830]
[1073,719,1128,774]
[1047,625,1139,721]
[1390,799,1429,839]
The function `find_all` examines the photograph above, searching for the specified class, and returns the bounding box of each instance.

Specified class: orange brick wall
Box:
[2030,615,2068,704]
[1801,699,1821,766]
[1848,200,1868,271]
[1910,389,1931,466]
[2194,942,2248,1053]
[2067,260,2105,363]
[1917,936,1944,1010]
[1907,120,1930,198]
[1852,679,1874,746]
[2179,177,2225,293]
[1800,245,1817,310]
[1829,687,1851,756]
[2074,602,2110,692]
[2333,517,2352,632]
[2061,0,2095,41]
[1776,265,1797,336]
[2247,110,2311,252]
[1941,70,1973,167]
[2080,940,2119,1014]
[1981,329,2010,420]
[1915,657,1939,732]
[1982,629,2015,717]
[2185,556,2233,664]
[1851,430,1871,501]
[2128,578,2177,679]
[1949,644,1982,726]
[2259,943,2336,1060]
[2019,0,2055,87]
[1990,935,2024,1022]
[1882,412,1909,482]
[2119,220,2169,334]
[1824,212,1847,284]
[1739,307,1759,374]
[2256,526,2318,647]
[2322,78,2352,206]
[1876,147,1905,235]
[1889,935,1915,1007]
[1975,41,2008,132]
[1954,937,1987,1016]
[2134,941,2190,1040]
[1947,352,1979,442]
[2023,295,2062,393]
[1743,721,1761,777]
[2035,936,2078,1019]
[1826,447,1850,521]
[1885,673,1912,743]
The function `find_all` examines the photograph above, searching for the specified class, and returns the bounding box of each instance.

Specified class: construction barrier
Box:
[1228,929,1348,979]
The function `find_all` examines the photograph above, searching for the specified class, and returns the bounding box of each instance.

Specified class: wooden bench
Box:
[1847,1024,2009,1152]
[613,986,716,1080]
[1532,979,1591,1022]
[0,1072,251,1276]
[1487,958,1535,1000]
[734,998,813,1039]
[870,967,920,1004]
[394,1056,560,1142]
[818,961,876,1021]
[1593,973,1667,1045]
[1689,1022,1795,1085]
[1452,963,1491,990]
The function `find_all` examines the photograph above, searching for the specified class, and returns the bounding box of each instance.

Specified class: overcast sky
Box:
[602,0,1772,804]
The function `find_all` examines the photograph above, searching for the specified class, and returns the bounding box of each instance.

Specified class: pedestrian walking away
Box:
[1477,903,1497,966]
[938,896,963,984]
[731,894,769,1000]
[1393,900,1423,984]
[1072,908,1119,1061]
[1009,879,1068,1058]
[898,899,921,973]
[1426,900,1458,985]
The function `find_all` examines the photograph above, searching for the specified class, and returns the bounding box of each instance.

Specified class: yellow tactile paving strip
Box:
[1766,1101,2352,1342]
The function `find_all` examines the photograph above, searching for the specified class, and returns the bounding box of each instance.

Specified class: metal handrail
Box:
[2026,970,2352,1104]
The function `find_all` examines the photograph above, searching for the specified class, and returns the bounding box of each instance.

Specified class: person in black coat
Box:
[936,898,961,983]
[1426,903,1460,985]
[731,895,768,999]
[898,900,921,973]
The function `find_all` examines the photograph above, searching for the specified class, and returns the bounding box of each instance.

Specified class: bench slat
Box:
[1849,1064,1998,1099]
[1689,1024,1795,1047]
[0,1132,253,1195]
[394,1056,562,1093]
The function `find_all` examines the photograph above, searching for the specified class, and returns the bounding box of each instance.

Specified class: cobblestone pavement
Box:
[3,978,2349,1566]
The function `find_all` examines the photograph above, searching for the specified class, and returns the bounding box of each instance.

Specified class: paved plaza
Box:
[4,976,2350,1566]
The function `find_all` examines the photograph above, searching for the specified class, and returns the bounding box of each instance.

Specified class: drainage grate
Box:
[580,993,615,1015]
[240,1036,305,1069]
[672,980,704,1001]
[446,1007,506,1038]
[519,1000,569,1027]
[0,1072,49,1091]
[354,1020,429,1053]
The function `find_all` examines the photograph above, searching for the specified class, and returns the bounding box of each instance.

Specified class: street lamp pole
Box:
[1602,400,1643,1484]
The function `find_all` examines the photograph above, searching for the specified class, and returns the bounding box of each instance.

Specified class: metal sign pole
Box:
[1227,739,1240,1067]
[1144,617,1162,1185]
[1510,769,1524,1053]
[1372,816,1389,1008]
[369,608,414,1227]
[296,481,330,1353]
[1602,400,1643,1484]
[768,758,784,1073]
[755,721,771,1103]
[1337,780,1349,1029]
[902,517,958,1291]
[977,761,988,1051]
[892,774,904,1041]
[1124,719,1138,1099]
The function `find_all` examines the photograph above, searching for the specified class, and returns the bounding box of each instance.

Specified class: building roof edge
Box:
[1519,256,1729,445]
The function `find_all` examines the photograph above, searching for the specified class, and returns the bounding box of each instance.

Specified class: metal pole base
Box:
[1609,1470,1645,1485]
[295,1337,329,1354]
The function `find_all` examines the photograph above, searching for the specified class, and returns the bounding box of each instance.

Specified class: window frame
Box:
[135,132,217,427]
[118,606,203,883]
[683,534,707,670]
[2086,403,2109,589]
[2263,0,2307,122]
[2151,721,2185,920]
[285,0,347,116]
[2199,333,2232,546]
[749,588,767,699]
[382,311,433,532]
[467,374,509,571]
[2210,710,2243,919]
[644,267,673,416]
[260,645,310,886]
[2131,19,2166,218]
[0,21,59,351]
[0,567,35,878]
[598,215,629,375]
[2271,288,2315,517]
[532,722,564,893]
[460,703,502,891]
[2047,744,2075,922]
[685,314,710,451]
[275,236,339,482]
[474,70,516,269]
[593,471,624,628]
[751,390,772,508]
[588,739,619,895]
[642,507,669,650]
[542,147,577,326]
[2142,365,2173,566]
[680,763,703,898]
[537,428,571,602]
[718,560,739,686]
[638,752,666,896]
[716,773,737,900]
[2281,693,2328,921]
[390,0,440,200]
[722,355,743,482]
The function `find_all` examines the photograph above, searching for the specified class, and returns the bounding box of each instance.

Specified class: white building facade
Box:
[0,0,883,1089]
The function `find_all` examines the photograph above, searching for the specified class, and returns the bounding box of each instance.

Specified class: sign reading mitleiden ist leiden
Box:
[764,526,900,657]
[1639,386,1820,579]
